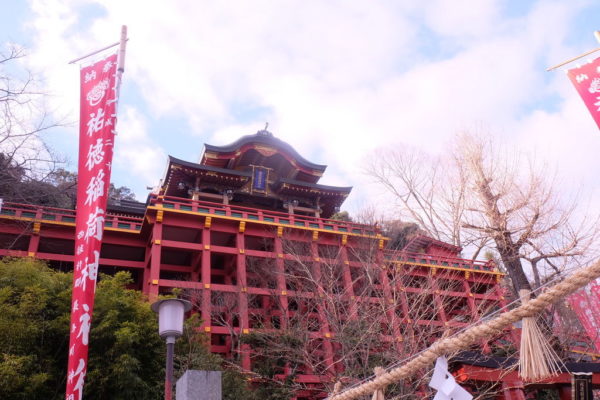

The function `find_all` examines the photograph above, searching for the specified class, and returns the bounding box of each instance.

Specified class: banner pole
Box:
[547,46,600,71]
[547,31,600,71]
[68,26,128,66]
[68,41,120,64]
[117,26,128,75]
[115,25,128,120]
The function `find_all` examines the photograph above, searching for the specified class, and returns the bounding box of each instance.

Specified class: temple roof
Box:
[106,199,147,216]
[201,130,327,184]
[168,155,252,179]
[403,234,462,254]
[160,130,352,218]
[162,155,252,197]
[272,177,352,197]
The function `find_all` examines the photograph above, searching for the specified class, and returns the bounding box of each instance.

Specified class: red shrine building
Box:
[0,129,598,399]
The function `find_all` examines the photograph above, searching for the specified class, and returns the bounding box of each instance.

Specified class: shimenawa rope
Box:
[328,260,600,400]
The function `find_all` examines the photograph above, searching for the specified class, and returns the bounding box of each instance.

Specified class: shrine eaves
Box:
[160,129,352,219]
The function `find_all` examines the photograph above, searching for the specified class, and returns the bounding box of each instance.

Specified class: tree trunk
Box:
[496,242,532,295]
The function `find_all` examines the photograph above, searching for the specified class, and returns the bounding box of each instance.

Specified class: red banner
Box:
[567,56,600,129]
[567,278,600,353]
[66,52,119,400]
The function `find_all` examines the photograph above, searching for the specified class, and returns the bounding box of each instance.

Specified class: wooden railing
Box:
[0,198,498,272]
[383,249,496,272]
[150,195,382,237]
[0,201,143,231]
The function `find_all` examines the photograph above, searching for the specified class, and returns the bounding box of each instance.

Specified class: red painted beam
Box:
[160,239,203,252]
[0,249,28,257]
[457,364,600,385]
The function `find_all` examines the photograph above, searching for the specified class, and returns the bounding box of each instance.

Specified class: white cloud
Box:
[423,0,502,39]
[112,106,166,196]
[21,0,600,215]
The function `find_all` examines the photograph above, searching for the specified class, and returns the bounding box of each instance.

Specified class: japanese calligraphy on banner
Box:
[66,52,119,400]
[567,279,600,353]
[567,56,600,129]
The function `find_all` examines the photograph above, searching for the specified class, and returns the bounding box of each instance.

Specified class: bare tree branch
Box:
[365,131,600,295]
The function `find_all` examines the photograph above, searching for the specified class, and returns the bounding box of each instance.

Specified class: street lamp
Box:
[151,298,192,400]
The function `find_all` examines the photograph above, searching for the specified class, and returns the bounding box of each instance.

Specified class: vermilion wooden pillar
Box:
[339,239,358,321]
[236,229,251,370]
[429,269,449,326]
[190,251,201,282]
[273,231,289,329]
[462,278,491,352]
[273,232,294,377]
[558,385,572,400]
[148,217,163,300]
[27,222,41,257]
[201,226,211,333]
[310,238,336,375]
[397,269,413,343]
[377,242,403,349]
[501,381,526,400]
[463,279,479,321]
[142,236,152,296]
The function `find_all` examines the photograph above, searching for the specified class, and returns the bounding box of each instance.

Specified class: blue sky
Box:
[1,0,600,215]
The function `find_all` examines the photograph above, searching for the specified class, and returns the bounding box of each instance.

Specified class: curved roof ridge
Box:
[202,131,327,172]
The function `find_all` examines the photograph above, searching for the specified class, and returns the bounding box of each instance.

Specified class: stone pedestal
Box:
[176,370,222,400]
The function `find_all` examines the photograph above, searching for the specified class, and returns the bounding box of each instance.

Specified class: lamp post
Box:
[151,298,192,400]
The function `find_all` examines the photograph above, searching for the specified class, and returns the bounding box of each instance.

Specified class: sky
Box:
[1,0,600,215]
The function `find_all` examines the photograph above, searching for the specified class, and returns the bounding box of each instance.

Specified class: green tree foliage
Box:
[0,166,137,209]
[84,271,164,399]
[0,258,69,399]
[330,210,352,222]
[46,168,78,207]
[0,258,283,399]
[0,159,78,208]
[108,184,137,201]
[0,258,164,399]
[383,220,423,250]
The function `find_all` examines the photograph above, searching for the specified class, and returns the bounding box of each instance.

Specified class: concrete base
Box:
[176,370,222,400]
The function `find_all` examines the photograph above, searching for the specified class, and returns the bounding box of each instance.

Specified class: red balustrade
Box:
[0,198,497,273]
[150,194,382,237]
[383,250,496,272]
[0,201,143,231]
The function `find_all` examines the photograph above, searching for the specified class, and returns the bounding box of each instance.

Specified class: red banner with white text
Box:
[567,56,600,130]
[66,52,119,400]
